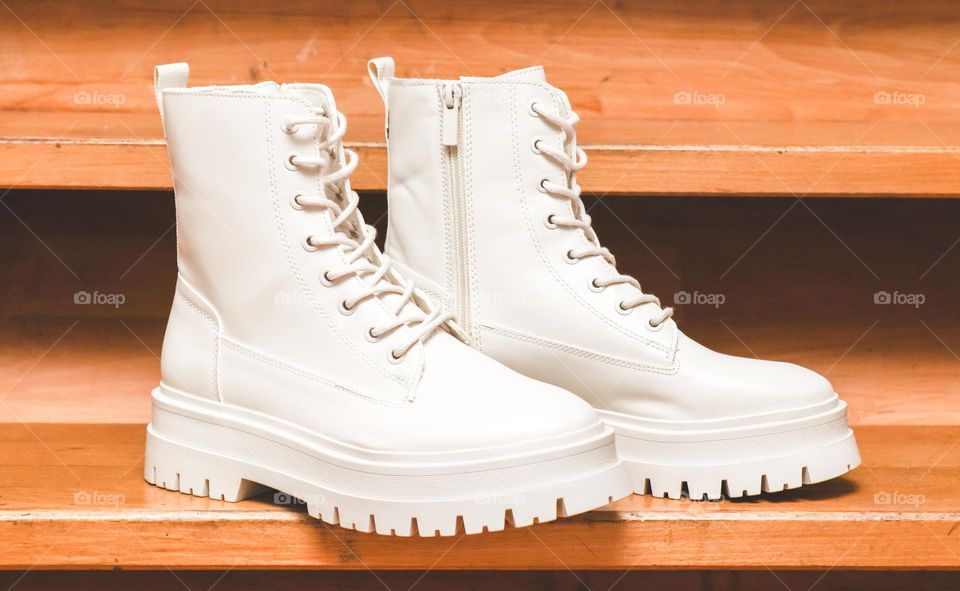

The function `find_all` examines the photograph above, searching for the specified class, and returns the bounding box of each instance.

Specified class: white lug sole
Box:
[145,387,632,536]
[602,395,861,500]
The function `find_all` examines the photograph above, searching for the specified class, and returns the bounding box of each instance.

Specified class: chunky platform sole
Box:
[145,387,631,536]
[601,395,861,500]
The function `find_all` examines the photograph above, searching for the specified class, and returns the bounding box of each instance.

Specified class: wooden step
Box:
[2,0,960,196]
[1,191,958,570]
[1,423,957,569]
[2,570,960,591]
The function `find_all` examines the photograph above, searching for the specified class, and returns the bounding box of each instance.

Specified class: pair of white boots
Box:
[145,58,860,536]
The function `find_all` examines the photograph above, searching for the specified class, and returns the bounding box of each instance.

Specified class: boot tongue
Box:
[283,83,338,114]
[285,84,436,327]
[471,66,573,116]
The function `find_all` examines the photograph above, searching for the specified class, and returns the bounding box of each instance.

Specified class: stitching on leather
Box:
[433,85,455,312]
[481,324,680,376]
[461,87,481,349]
[221,338,405,408]
[175,288,221,400]
[496,66,545,80]
[505,84,674,361]
[263,100,415,401]
[390,79,553,90]
[164,90,316,112]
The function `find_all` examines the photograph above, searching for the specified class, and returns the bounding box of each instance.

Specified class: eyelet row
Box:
[283,113,408,364]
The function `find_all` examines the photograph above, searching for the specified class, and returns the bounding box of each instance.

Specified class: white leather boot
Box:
[370,57,861,500]
[145,63,630,536]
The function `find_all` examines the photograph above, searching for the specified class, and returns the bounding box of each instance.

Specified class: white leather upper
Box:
[158,67,601,454]
[377,59,839,422]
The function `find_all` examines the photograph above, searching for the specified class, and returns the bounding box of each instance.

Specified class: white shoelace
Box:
[531,102,673,328]
[286,106,452,359]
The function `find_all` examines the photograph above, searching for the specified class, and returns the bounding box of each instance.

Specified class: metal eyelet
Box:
[544,214,558,230]
[338,299,355,316]
[563,249,579,264]
[302,236,319,252]
[281,117,298,135]
[530,136,545,155]
[319,270,335,287]
[647,319,665,332]
[290,194,304,210]
[538,177,551,193]
[616,301,634,315]
[365,327,382,343]
[527,99,541,118]
[588,278,605,292]
[387,349,405,364]
[284,152,300,171]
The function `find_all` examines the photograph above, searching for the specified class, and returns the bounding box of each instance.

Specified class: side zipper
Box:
[441,82,473,343]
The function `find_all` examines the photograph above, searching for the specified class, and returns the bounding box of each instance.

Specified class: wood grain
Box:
[2,0,959,195]
[0,423,957,569]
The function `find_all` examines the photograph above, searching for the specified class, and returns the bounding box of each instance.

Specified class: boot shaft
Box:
[373,59,677,363]
[155,64,428,403]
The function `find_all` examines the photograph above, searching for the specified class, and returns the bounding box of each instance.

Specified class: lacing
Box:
[285,106,452,359]
[530,102,673,328]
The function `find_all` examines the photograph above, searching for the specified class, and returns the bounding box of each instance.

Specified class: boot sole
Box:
[601,396,861,500]
[144,386,632,536]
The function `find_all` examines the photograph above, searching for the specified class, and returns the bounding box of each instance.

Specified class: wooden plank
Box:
[0,423,957,569]
[2,315,959,426]
[1,571,959,591]
[2,0,959,195]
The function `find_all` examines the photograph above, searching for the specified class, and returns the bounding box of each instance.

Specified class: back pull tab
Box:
[367,57,394,140]
[367,57,395,105]
[154,62,190,124]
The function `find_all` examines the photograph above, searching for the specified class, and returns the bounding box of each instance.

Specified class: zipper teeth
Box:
[449,144,470,341]
[444,83,471,342]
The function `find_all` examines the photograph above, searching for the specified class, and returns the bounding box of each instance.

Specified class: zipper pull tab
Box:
[441,83,461,146]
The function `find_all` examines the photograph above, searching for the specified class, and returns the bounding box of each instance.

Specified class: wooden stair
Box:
[2,191,959,573]
[2,0,960,583]
[3,423,958,570]
[2,0,960,196]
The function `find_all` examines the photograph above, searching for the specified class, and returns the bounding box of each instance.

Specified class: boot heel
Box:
[144,425,269,502]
